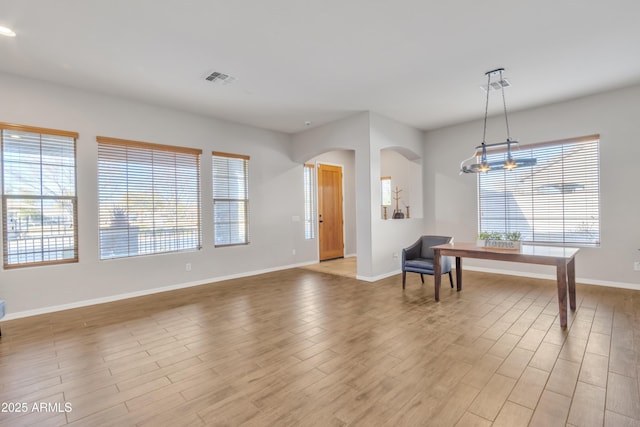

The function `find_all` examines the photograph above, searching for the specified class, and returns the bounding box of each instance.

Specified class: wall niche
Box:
[380,148,422,219]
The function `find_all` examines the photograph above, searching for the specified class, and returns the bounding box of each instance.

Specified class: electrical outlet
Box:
[292,249,296,255]
[186,263,191,272]
[392,252,399,259]
[634,261,640,271]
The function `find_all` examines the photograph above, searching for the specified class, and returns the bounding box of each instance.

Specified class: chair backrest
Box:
[420,235,453,259]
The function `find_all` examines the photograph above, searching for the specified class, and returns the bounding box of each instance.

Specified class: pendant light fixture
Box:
[460,68,536,174]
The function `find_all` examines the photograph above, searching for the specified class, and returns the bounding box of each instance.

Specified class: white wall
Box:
[0,72,314,316]
[369,113,425,278]
[424,84,640,288]
[291,112,375,277]
[292,112,426,280]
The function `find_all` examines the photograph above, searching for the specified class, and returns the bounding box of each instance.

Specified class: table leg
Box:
[456,257,462,291]
[567,257,576,311]
[434,249,441,302]
[556,261,568,328]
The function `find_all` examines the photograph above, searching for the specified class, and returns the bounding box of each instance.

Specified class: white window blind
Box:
[478,134,600,246]
[2,123,79,268]
[213,151,249,246]
[303,164,316,239]
[98,136,202,259]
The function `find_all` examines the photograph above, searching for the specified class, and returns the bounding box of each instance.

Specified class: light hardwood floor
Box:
[301,257,357,279]
[0,268,638,426]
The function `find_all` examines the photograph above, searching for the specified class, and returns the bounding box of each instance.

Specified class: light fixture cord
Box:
[499,69,511,141]
[482,72,491,144]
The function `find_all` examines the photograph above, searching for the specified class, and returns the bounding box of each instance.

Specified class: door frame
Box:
[315,161,346,261]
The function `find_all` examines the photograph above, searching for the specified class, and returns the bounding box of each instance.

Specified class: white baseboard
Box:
[356,269,401,282]
[462,265,640,291]
[358,265,640,290]
[2,260,319,321]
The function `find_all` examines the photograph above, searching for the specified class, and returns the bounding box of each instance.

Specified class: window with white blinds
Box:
[212,151,249,246]
[1,123,79,268]
[303,164,316,239]
[478,135,600,246]
[97,136,202,259]
[380,176,392,207]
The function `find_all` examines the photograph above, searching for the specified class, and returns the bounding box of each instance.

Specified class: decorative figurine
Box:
[392,186,405,219]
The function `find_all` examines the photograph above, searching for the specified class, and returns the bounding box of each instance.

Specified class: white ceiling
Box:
[1,1,639,134]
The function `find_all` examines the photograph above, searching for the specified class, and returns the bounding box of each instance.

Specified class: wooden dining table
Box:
[431,242,580,328]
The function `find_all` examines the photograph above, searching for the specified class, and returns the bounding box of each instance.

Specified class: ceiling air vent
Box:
[205,71,236,85]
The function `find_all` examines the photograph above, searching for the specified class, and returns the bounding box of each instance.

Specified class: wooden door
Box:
[318,164,344,261]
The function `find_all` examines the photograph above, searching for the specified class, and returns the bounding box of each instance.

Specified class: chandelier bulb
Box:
[503,157,517,170]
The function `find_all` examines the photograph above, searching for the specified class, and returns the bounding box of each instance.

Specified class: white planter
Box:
[477,239,521,250]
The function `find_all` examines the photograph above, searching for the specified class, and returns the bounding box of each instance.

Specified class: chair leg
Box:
[402,271,406,289]
[420,274,424,284]
[449,271,454,288]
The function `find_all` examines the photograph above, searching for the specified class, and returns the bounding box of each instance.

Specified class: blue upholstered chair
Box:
[0,300,5,337]
[402,236,454,289]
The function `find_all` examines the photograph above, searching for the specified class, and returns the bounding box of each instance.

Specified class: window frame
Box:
[303,163,316,240]
[212,151,250,247]
[97,136,203,260]
[1,122,79,269]
[477,134,601,247]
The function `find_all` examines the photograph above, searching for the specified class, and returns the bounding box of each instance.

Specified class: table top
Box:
[431,242,580,263]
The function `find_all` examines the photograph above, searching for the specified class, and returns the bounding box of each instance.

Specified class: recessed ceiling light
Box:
[0,26,16,37]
